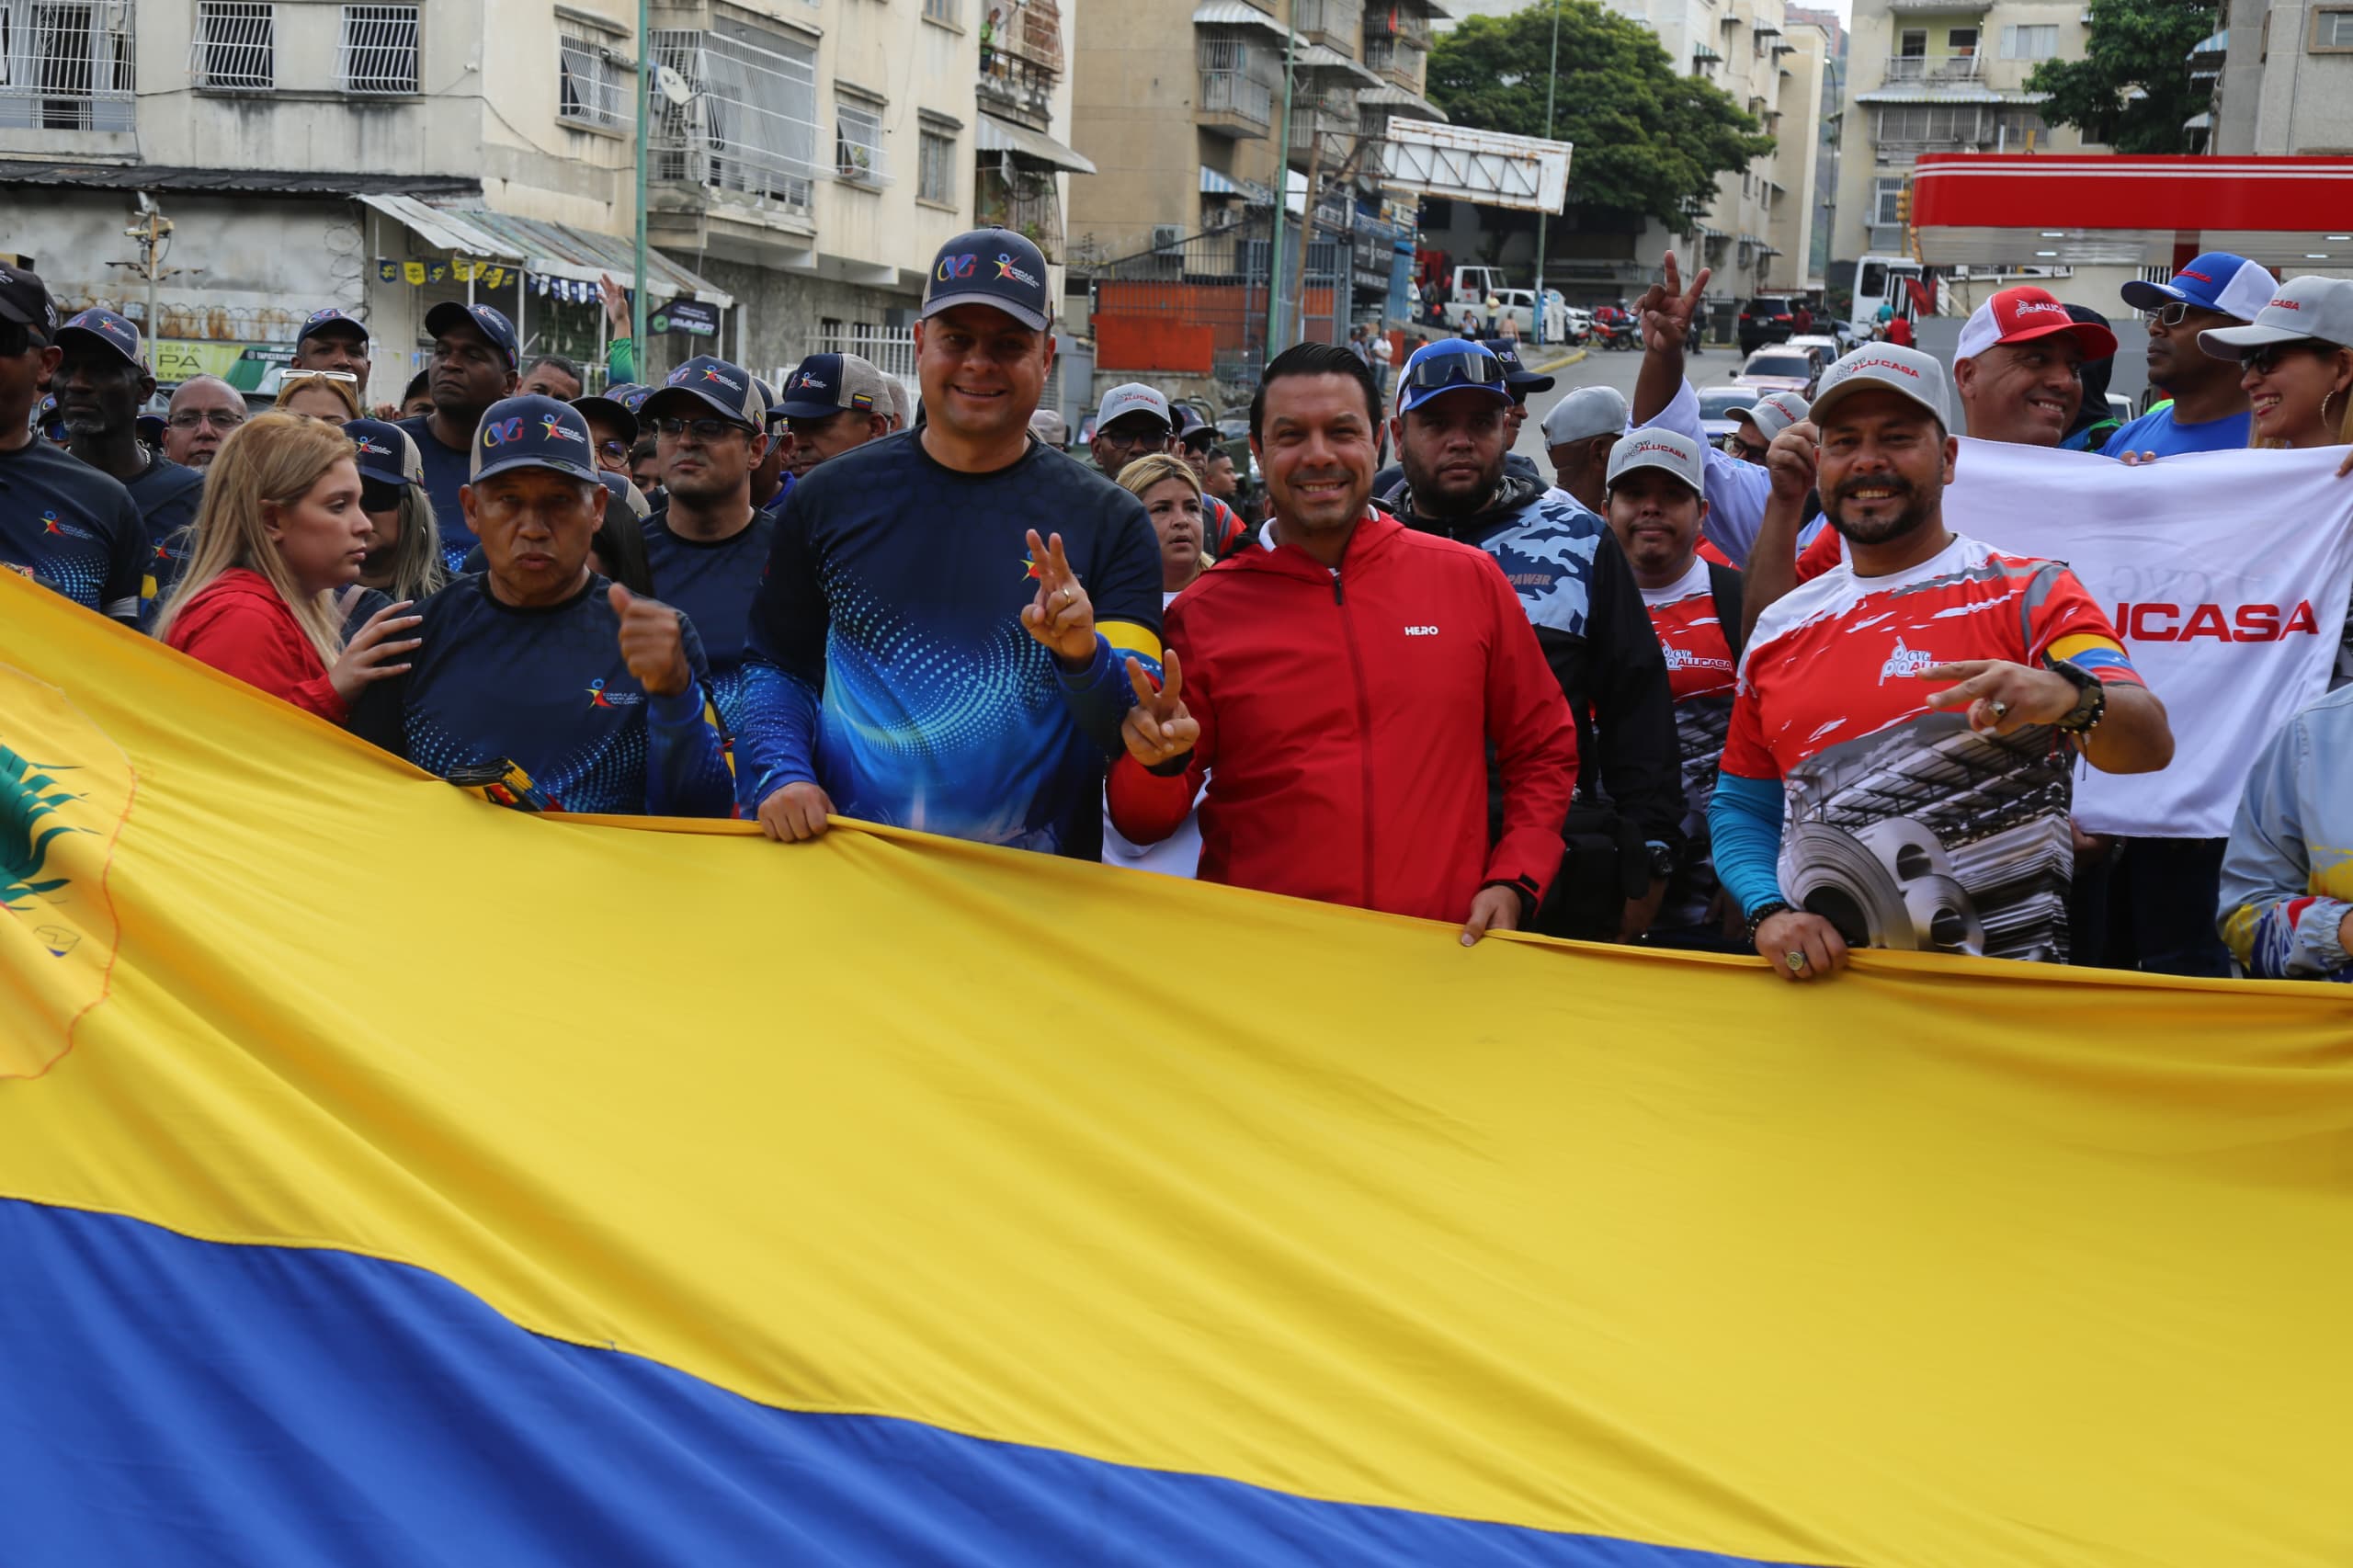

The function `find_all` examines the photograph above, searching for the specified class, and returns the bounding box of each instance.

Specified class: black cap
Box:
[424,301,519,369]
[298,306,368,347]
[570,392,640,445]
[0,259,58,340]
[346,418,424,489]
[921,227,1051,332]
[1489,342,1554,398]
[639,356,765,429]
[57,307,142,370]
[467,394,601,484]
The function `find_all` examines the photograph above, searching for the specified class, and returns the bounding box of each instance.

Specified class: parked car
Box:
[1739,295,1801,355]
[1696,385,1761,443]
[1732,347,1819,397]
[1562,305,1594,343]
[1785,334,1841,366]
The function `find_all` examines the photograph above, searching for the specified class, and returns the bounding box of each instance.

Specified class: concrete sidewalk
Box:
[1518,345,1589,375]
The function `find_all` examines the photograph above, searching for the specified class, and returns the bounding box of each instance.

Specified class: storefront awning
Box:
[1199,166,1276,202]
[358,195,733,307]
[977,112,1097,176]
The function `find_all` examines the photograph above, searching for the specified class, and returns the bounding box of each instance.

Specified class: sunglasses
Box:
[280,369,360,386]
[654,415,751,440]
[2151,301,2226,327]
[2238,342,2317,377]
[1404,350,1508,392]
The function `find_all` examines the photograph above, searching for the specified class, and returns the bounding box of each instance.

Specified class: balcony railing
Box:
[1199,39,1274,133]
[1292,0,1364,49]
[1882,52,1985,85]
[1367,5,1429,47]
[0,0,135,129]
[649,28,823,216]
[980,0,1062,119]
[1361,36,1424,87]
[977,165,1064,263]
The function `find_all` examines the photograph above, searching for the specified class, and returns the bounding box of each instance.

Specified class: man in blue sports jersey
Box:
[397,303,520,574]
[348,395,732,818]
[636,355,779,812]
[744,227,1164,853]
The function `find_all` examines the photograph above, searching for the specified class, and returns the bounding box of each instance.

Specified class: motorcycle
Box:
[1600,316,1641,352]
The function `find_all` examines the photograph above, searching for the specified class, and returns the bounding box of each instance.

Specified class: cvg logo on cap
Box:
[938,254,979,281]
[483,416,527,447]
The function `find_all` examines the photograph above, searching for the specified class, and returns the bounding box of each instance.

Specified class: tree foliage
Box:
[1425,3,1776,227]
[2026,0,2218,153]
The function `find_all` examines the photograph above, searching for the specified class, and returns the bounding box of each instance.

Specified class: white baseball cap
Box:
[1606,427,1706,496]
[1730,390,1812,444]
[1095,382,1172,432]
[1809,344,1953,429]
[2197,275,2353,358]
[1541,385,1629,445]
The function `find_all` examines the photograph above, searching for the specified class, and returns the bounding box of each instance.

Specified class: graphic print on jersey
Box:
[1723,537,2141,963]
[1644,564,1738,926]
[1483,496,1603,635]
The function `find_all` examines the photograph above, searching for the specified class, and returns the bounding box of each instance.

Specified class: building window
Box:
[559,26,628,129]
[836,96,887,185]
[917,128,955,203]
[650,22,822,210]
[923,0,959,23]
[2313,6,2353,49]
[1999,24,2058,59]
[193,1,275,91]
[0,0,138,130]
[340,5,419,95]
[1947,26,1978,54]
[1873,176,1905,226]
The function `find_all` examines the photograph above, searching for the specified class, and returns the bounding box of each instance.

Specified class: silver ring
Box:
[1786,950,1809,972]
[1988,699,2009,722]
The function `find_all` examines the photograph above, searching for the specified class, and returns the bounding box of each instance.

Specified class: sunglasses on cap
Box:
[1404,350,1508,392]
[281,369,360,387]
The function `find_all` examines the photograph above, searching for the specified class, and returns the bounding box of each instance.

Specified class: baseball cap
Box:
[298,306,369,347]
[1491,342,1556,397]
[1171,403,1217,449]
[135,413,165,447]
[345,417,425,489]
[468,394,601,484]
[1809,344,1953,430]
[56,307,142,370]
[2119,252,2276,322]
[639,355,766,429]
[1096,382,1173,434]
[1954,285,2119,362]
[1028,408,1068,446]
[778,352,893,420]
[1730,390,1812,444]
[1398,339,1511,414]
[2197,274,2353,357]
[569,392,639,445]
[922,226,1051,332]
[423,301,519,369]
[597,467,652,521]
[0,260,58,340]
[1540,384,1628,445]
[606,381,653,415]
[1606,427,1706,497]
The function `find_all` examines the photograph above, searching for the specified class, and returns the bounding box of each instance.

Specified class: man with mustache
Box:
[1709,346,2174,981]
[397,302,521,573]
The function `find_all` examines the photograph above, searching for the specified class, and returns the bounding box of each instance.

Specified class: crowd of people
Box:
[2,233,2346,985]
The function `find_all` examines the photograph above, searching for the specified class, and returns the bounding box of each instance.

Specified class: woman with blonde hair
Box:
[276,368,365,425]
[153,414,420,722]
[1114,451,1209,602]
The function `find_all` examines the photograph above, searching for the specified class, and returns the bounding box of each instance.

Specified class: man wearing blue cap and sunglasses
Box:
[2099,252,2271,460]
[1388,336,1685,942]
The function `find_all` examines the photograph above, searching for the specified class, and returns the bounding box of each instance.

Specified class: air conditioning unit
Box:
[1151,223,1185,253]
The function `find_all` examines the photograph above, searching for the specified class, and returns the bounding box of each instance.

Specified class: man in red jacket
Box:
[1107,343,1581,944]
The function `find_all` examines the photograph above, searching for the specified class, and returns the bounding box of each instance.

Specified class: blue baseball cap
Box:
[424,301,519,369]
[777,352,892,420]
[345,417,424,489]
[640,355,765,429]
[921,227,1051,332]
[752,376,784,427]
[467,394,601,484]
[1490,342,1554,398]
[298,306,369,347]
[57,307,142,370]
[1397,339,1511,415]
[606,381,653,415]
[2119,252,2276,323]
[570,391,639,445]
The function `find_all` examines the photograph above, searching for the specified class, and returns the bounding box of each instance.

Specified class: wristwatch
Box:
[2049,658,2107,734]
[1743,899,1795,947]
[1644,840,1675,881]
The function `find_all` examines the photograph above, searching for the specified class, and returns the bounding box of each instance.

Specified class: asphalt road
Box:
[1505,335,1740,465]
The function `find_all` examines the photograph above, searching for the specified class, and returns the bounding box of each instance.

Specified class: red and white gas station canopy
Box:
[1912,154,2353,271]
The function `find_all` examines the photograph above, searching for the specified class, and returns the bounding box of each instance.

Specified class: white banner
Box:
[1941,437,2353,839]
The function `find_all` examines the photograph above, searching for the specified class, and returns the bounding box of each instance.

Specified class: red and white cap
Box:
[1954,285,2118,362]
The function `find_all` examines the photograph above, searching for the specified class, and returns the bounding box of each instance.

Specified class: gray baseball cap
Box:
[1096,382,1172,433]
[1731,390,1812,444]
[1540,385,1630,445]
[1606,427,1706,497]
[1809,345,1953,430]
[2198,274,2353,358]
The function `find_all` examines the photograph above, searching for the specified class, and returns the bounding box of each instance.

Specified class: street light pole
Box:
[1532,0,1560,346]
[632,0,652,373]
[1266,15,1300,358]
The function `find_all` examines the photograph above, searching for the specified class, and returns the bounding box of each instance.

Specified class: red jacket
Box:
[1108,512,1579,923]
[165,567,347,722]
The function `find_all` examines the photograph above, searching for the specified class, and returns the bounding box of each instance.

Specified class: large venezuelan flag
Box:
[2,569,2350,1566]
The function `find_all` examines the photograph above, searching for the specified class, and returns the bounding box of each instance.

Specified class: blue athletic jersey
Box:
[0,437,146,619]
[395,415,482,574]
[347,573,733,818]
[127,454,205,629]
[2097,404,2253,460]
[642,512,779,812]
[742,431,1164,856]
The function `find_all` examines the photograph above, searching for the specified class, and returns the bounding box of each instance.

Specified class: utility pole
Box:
[1265,15,1300,359]
[632,0,652,373]
[1532,0,1561,346]
[111,194,175,342]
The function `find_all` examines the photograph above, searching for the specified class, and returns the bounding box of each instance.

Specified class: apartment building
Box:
[2207,0,2353,154]
[1787,4,1845,283]
[0,0,1085,403]
[1827,0,2101,266]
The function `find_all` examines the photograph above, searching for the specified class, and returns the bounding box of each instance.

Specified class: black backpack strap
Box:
[1708,562,1746,665]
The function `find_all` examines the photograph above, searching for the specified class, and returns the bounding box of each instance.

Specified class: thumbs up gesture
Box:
[1120,648,1199,767]
[610,583,692,698]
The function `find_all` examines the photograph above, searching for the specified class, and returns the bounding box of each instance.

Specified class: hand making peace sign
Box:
[1021,528,1098,666]
[1634,249,1713,356]
[1120,649,1199,767]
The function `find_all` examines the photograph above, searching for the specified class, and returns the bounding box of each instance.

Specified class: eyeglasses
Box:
[2239,342,2315,376]
[2152,301,2222,327]
[654,415,750,440]
[1404,350,1507,392]
[596,438,631,460]
[166,408,247,430]
[280,369,359,387]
